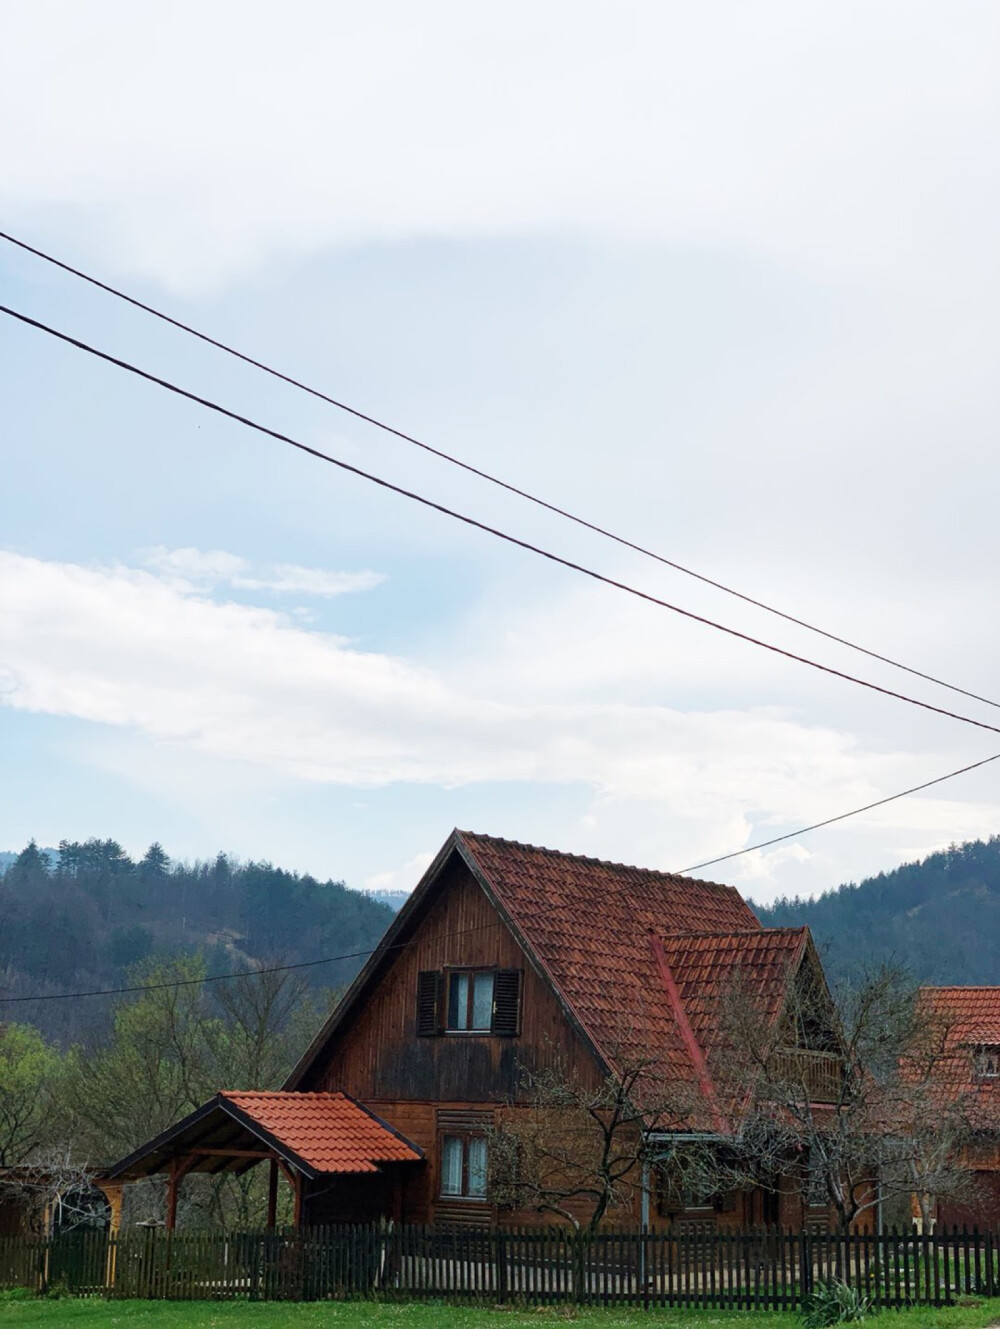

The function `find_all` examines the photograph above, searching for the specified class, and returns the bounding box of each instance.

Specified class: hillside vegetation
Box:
[754,834,1000,985]
[5,831,999,1045]
[0,838,394,1043]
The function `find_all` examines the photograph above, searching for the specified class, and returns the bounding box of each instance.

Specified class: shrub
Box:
[802,1278,874,1327]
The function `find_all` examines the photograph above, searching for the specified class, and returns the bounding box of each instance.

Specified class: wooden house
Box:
[107,830,845,1231]
[909,987,1000,1229]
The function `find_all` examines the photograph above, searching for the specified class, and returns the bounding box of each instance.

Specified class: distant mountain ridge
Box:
[0,838,395,1043]
[362,888,410,912]
[753,834,1000,985]
[4,832,997,1044]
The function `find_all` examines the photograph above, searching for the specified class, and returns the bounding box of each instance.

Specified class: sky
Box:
[2,2,1000,905]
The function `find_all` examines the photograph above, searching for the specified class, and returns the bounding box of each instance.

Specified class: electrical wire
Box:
[4,745,997,1006]
[0,920,505,1004]
[5,301,1000,746]
[676,747,1000,875]
[2,228,998,713]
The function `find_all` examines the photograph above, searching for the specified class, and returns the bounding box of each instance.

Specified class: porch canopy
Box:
[105,1090,422,1228]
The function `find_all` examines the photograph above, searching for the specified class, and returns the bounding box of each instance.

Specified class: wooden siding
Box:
[316,856,602,1104]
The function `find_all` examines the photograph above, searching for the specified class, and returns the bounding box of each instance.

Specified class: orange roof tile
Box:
[456,834,771,1125]
[222,1091,421,1173]
[910,988,1000,1127]
[661,928,808,1060]
[289,830,816,1136]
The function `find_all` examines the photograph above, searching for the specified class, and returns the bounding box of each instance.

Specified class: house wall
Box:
[310,856,604,1226]
[937,1164,1000,1230]
[302,854,848,1232]
[315,856,600,1104]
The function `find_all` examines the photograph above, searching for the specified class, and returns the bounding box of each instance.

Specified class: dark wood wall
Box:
[316,855,600,1104]
[307,854,603,1225]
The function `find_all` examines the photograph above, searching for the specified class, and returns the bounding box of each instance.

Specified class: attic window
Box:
[973,1045,1000,1080]
[416,968,522,1036]
[448,970,495,1031]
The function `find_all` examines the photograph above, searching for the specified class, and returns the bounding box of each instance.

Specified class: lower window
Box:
[441,1134,488,1199]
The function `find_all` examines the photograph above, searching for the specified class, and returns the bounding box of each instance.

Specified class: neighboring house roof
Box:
[912,987,1000,1127]
[289,830,817,1131]
[106,1091,422,1181]
[662,927,810,1063]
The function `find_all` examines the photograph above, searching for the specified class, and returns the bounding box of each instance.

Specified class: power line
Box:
[676,747,1000,875]
[2,228,998,715]
[4,746,997,1006]
[0,920,504,1005]
[6,300,1000,744]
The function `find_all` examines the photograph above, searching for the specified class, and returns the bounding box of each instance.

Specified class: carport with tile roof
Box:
[106,1090,422,1229]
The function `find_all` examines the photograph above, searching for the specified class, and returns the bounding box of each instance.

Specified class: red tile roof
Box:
[222,1091,421,1173]
[288,830,818,1135]
[911,988,1000,1127]
[456,833,782,1126]
[661,928,809,1062]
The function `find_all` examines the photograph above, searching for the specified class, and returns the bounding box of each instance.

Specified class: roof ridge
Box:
[659,926,803,940]
[920,985,1000,992]
[457,829,739,891]
[222,1089,346,1099]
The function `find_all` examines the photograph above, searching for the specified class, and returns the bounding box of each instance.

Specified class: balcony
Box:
[768,1048,843,1102]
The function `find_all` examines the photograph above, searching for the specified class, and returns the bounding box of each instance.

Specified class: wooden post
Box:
[267,1158,279,1230]
[165,1159,180,1231]
[292,1170,304,1227]
[165,1156,197,1231]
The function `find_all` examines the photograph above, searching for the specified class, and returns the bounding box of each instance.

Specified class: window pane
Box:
[441,1136,464,1195]
[472,972,494,1030]
[448,973,469,1030]
[467,1137,487,1198]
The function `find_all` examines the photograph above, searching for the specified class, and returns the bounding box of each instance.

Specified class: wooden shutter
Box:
[416,969,443,1036]
[491,968,522,1036]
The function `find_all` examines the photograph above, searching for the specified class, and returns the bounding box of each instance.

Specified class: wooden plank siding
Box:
[295,852,850,1233]
[315,857,602,1105]
[306,856,604,1226]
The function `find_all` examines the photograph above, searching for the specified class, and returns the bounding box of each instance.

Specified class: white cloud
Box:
[1,547,996,896]
[142,546,384,597]
[234,566,385,597]
[143,547,250,584]
[363,852,435,895]
[1,3,997,294]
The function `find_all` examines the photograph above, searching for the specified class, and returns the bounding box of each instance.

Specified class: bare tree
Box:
[0,1148,108,1235]
[712,961,978,1231]
[67,955,329,1229]
[488,1035,709,1234]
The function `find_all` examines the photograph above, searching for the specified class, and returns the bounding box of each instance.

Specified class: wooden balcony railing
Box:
[768,1048,843,1102]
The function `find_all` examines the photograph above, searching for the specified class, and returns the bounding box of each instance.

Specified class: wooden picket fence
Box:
[0,1223,998,1306]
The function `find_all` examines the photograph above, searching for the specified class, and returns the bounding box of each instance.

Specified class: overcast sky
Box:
[2,2,999,904]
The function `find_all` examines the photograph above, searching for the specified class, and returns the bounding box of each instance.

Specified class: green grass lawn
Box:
[1,1301,999,1329]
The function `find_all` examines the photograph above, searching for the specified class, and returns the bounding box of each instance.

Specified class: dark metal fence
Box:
[1,1224,997,1306]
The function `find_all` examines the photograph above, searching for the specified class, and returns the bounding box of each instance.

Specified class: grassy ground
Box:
[1,1301,998,1329]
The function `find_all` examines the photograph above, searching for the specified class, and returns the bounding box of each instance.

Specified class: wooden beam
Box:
[292,1170,304,1228]
[182,1147,275,1158]
[267,1159,279,1231]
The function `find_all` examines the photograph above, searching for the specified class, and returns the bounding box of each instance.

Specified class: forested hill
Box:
[753,835,1000,984]
[0,839,395,1040]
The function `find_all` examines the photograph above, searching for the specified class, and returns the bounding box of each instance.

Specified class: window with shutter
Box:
[416,969,442,1036]
[491,968,522,1036]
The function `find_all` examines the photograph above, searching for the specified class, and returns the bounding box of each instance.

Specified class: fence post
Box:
[38,1234,49,1297]
[496,1227,507,1303]
[641,1227,649,1311]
